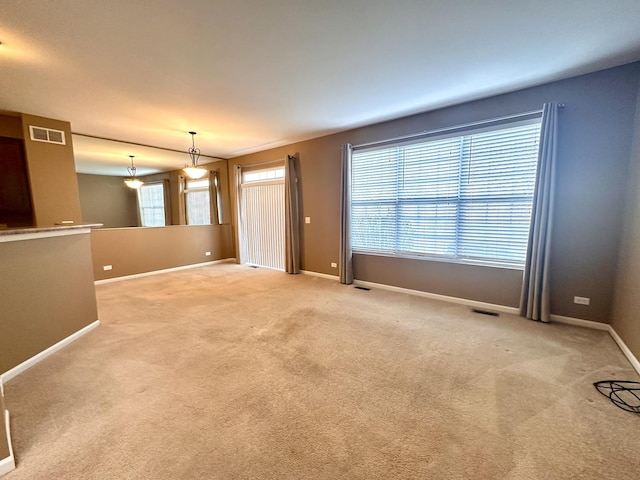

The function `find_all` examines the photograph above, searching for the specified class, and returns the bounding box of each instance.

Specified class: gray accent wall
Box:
[230,62,640,326]
[611,77,640,357]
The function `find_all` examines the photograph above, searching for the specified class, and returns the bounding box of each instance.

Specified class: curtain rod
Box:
[235,157,288,169]
[72,132,227,161]
[352,106,563,150]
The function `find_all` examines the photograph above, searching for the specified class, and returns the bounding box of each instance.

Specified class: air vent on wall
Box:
[29,125,66,145]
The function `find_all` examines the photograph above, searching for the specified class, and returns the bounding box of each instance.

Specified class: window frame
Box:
[183,178,212,225]
[137,181,167,227]
[350,117,542,270]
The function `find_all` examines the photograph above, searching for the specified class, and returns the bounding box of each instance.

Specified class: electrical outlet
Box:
[305,217,311,224]
[331,262,337,268]
[205,251,211,256]
[103,265,113,271]
[574,296,590,305]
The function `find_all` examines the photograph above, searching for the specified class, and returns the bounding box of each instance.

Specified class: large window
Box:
[184,179,211,225]
[137,182,166,227]
[351,120,542,268]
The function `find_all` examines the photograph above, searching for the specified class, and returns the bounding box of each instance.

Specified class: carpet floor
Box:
[4,263,640,479]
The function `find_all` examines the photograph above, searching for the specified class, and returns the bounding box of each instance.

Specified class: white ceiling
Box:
[2,0,640,176]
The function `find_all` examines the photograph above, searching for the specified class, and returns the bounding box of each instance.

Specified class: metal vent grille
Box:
[29,126,66,145]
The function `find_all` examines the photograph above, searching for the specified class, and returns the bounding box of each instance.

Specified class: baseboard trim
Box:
[95,258,235,284]
[549,314,610,331]
[300,270,340,281]
[1,320,101,383]
[342,281,640,375]
[0,409,15,477]
[607,326,640,376]
[352,279,520,315]
[550,314,640,376]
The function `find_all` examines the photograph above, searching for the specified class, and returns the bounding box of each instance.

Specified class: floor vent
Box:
[248,265,258,269]
[355,286,370,291]
[29,125,66,145]
[472,308,499,317]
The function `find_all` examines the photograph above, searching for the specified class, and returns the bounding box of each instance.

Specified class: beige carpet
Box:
[4,263,640,479]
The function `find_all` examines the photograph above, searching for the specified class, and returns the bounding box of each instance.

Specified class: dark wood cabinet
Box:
[0,137,34,227]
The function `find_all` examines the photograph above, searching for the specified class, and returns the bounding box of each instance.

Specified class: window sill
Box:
[352,250,525,272]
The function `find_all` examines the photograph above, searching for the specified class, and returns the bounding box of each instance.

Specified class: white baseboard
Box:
[353,279,520,315]
[0,319,101,476]
[549,314,610,331]
[0,409,15,477]
[551,314,640,376]
[347,282,640,375]
[1,320,101,383]
[300,270,340,281]
[95,258,235,285]
[607,326,640,375]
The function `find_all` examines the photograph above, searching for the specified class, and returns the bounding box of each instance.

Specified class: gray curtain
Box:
[134,189,142,227]
[177,175,187,225]
[209,170,221,225]
[285,154,300,274]
[520,103,560,322]
[162,179,171,226]
[340,144,353,284]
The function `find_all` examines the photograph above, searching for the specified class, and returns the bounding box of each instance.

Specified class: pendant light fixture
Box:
[124,155,143,189]
[183,131,207,179]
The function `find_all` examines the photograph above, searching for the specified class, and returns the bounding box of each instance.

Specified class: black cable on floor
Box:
[593,380,640,414]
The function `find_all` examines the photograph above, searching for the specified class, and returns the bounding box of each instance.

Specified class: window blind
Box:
[138,183,166,227]
[351,121,542,267]
[184,179,211,225]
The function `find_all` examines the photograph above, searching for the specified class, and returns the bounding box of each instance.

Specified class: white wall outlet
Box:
[205,251,211,256]
[574,296,590,305]
[331,262,337,268]
[305,217,311,224]
[103,265,113,271]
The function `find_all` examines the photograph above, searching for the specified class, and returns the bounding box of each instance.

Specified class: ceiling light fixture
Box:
[124,155,143,189]
[183,131,206,179]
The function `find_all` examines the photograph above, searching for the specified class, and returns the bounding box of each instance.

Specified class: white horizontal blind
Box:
[351,121,542,267]
[185,179,211,225]
[138,183,166,227]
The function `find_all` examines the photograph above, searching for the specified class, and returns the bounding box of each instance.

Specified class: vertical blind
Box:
[351,121,542,267]
[239,182,285,270]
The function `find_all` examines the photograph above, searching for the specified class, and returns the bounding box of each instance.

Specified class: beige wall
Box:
[20,114,83,226]
[2,112,84,228]
[77,174,138,228]
[229,63,640,322]
[77,158,231,228]
[91,224,235,280]
[611,80,640,358]
[0,233,98,374]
